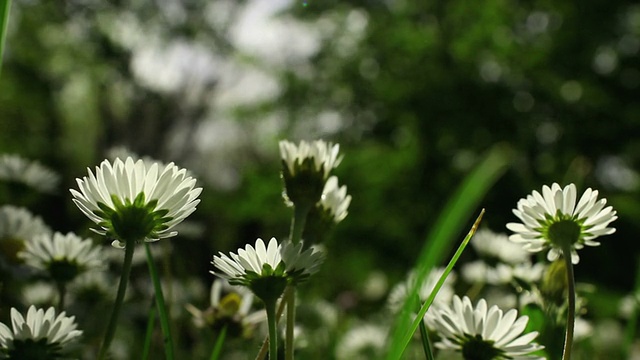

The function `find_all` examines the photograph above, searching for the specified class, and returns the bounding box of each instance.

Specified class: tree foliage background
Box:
[1,0,640,358]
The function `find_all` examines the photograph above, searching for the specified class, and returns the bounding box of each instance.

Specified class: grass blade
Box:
[385,144,512,359]
[0,0,11,78]
[209,326,227,360]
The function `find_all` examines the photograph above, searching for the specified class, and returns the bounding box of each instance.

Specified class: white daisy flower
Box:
[428,295,544,360]
[506,183,617,264]
[387,267,456,314]
[471,229,531,265]
[335,323,387,360]
[318,176,352,224]
[19,232,104,284]
[279,140,342,207]
[211,237,324,302]
[70,157,202,247]
[0,154,61,193]
[0,306,82,358]
[0,205,52,265]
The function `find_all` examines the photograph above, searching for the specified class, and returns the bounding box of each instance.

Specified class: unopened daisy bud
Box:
[507,183,617,264]
[70,157,202,247]
[279,140,341,208]
[540,259,568,306]
[211,237,324,304]
[19,232,104,285]
[0,306,82,359]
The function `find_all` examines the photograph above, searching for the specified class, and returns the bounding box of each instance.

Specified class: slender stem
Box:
[56,281,66,309]
[142,300,157,360]
[285,287,296,360]
[265,298,279,360]
[560,244,575,360]
[209,326,227,360]
[255,296,287,360]
[98,240,135,360]
[145,243,175,360]
[290,203,311,245]
[416,295,434,360]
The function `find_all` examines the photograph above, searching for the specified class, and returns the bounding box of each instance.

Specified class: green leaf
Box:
[385,143,512,359]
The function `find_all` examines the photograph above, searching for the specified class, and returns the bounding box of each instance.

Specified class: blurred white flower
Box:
[318,176,352,224]
[0,154,60,193]
[387,267,456,314]
[472,228,531,265]
[335,323,387,360]
[0,205,52,265]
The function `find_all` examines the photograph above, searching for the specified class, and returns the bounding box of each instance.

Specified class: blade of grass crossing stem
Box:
[0,0,10,78]
[622,258,640,358]
[209,326,227,360]
[145,243,175,360]
[405,210,484,357]
[142,301,157,360]
[417,297,434,360]
[384,144,512,360]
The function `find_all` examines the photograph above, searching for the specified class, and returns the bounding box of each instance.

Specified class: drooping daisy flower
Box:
[19,232,104,284]
[279,140,342,207]
[318,176,352,224]
[0,154,61,193]
[0,205,52,265]
[0,306,82,359]
[428,295,544,360]
[70,157,202,247]
[186,278,266,337]
[211,237,324,303]
[506,183,617,264]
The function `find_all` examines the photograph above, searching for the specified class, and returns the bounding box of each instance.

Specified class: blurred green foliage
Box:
[1,1,640,357]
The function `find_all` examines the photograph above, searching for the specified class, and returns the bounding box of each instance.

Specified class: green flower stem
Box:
[255,296,287,360]
[145,243,175,360]
[285,286,296,360]
[290,203,312,245]
[142,300,157,360]
[265,297,279,360]
[98,239,135,360]
[209,325,227,360]
[417,298,434,360]
[56,281,67,309]
[0,0,11,78]
[560,243,575,360]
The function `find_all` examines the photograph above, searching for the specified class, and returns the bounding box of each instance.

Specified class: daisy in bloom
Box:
[387,268,457,314]
[19,232,104,284]
[186,279,266,337]
[0,154,61,193]
[0,205,52,265]
[428,295,544,360]
[506,183,617,264]
[0,306,82,359]
[279,140,342,207]
[70,157,202,247]
[211,237,324,303]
